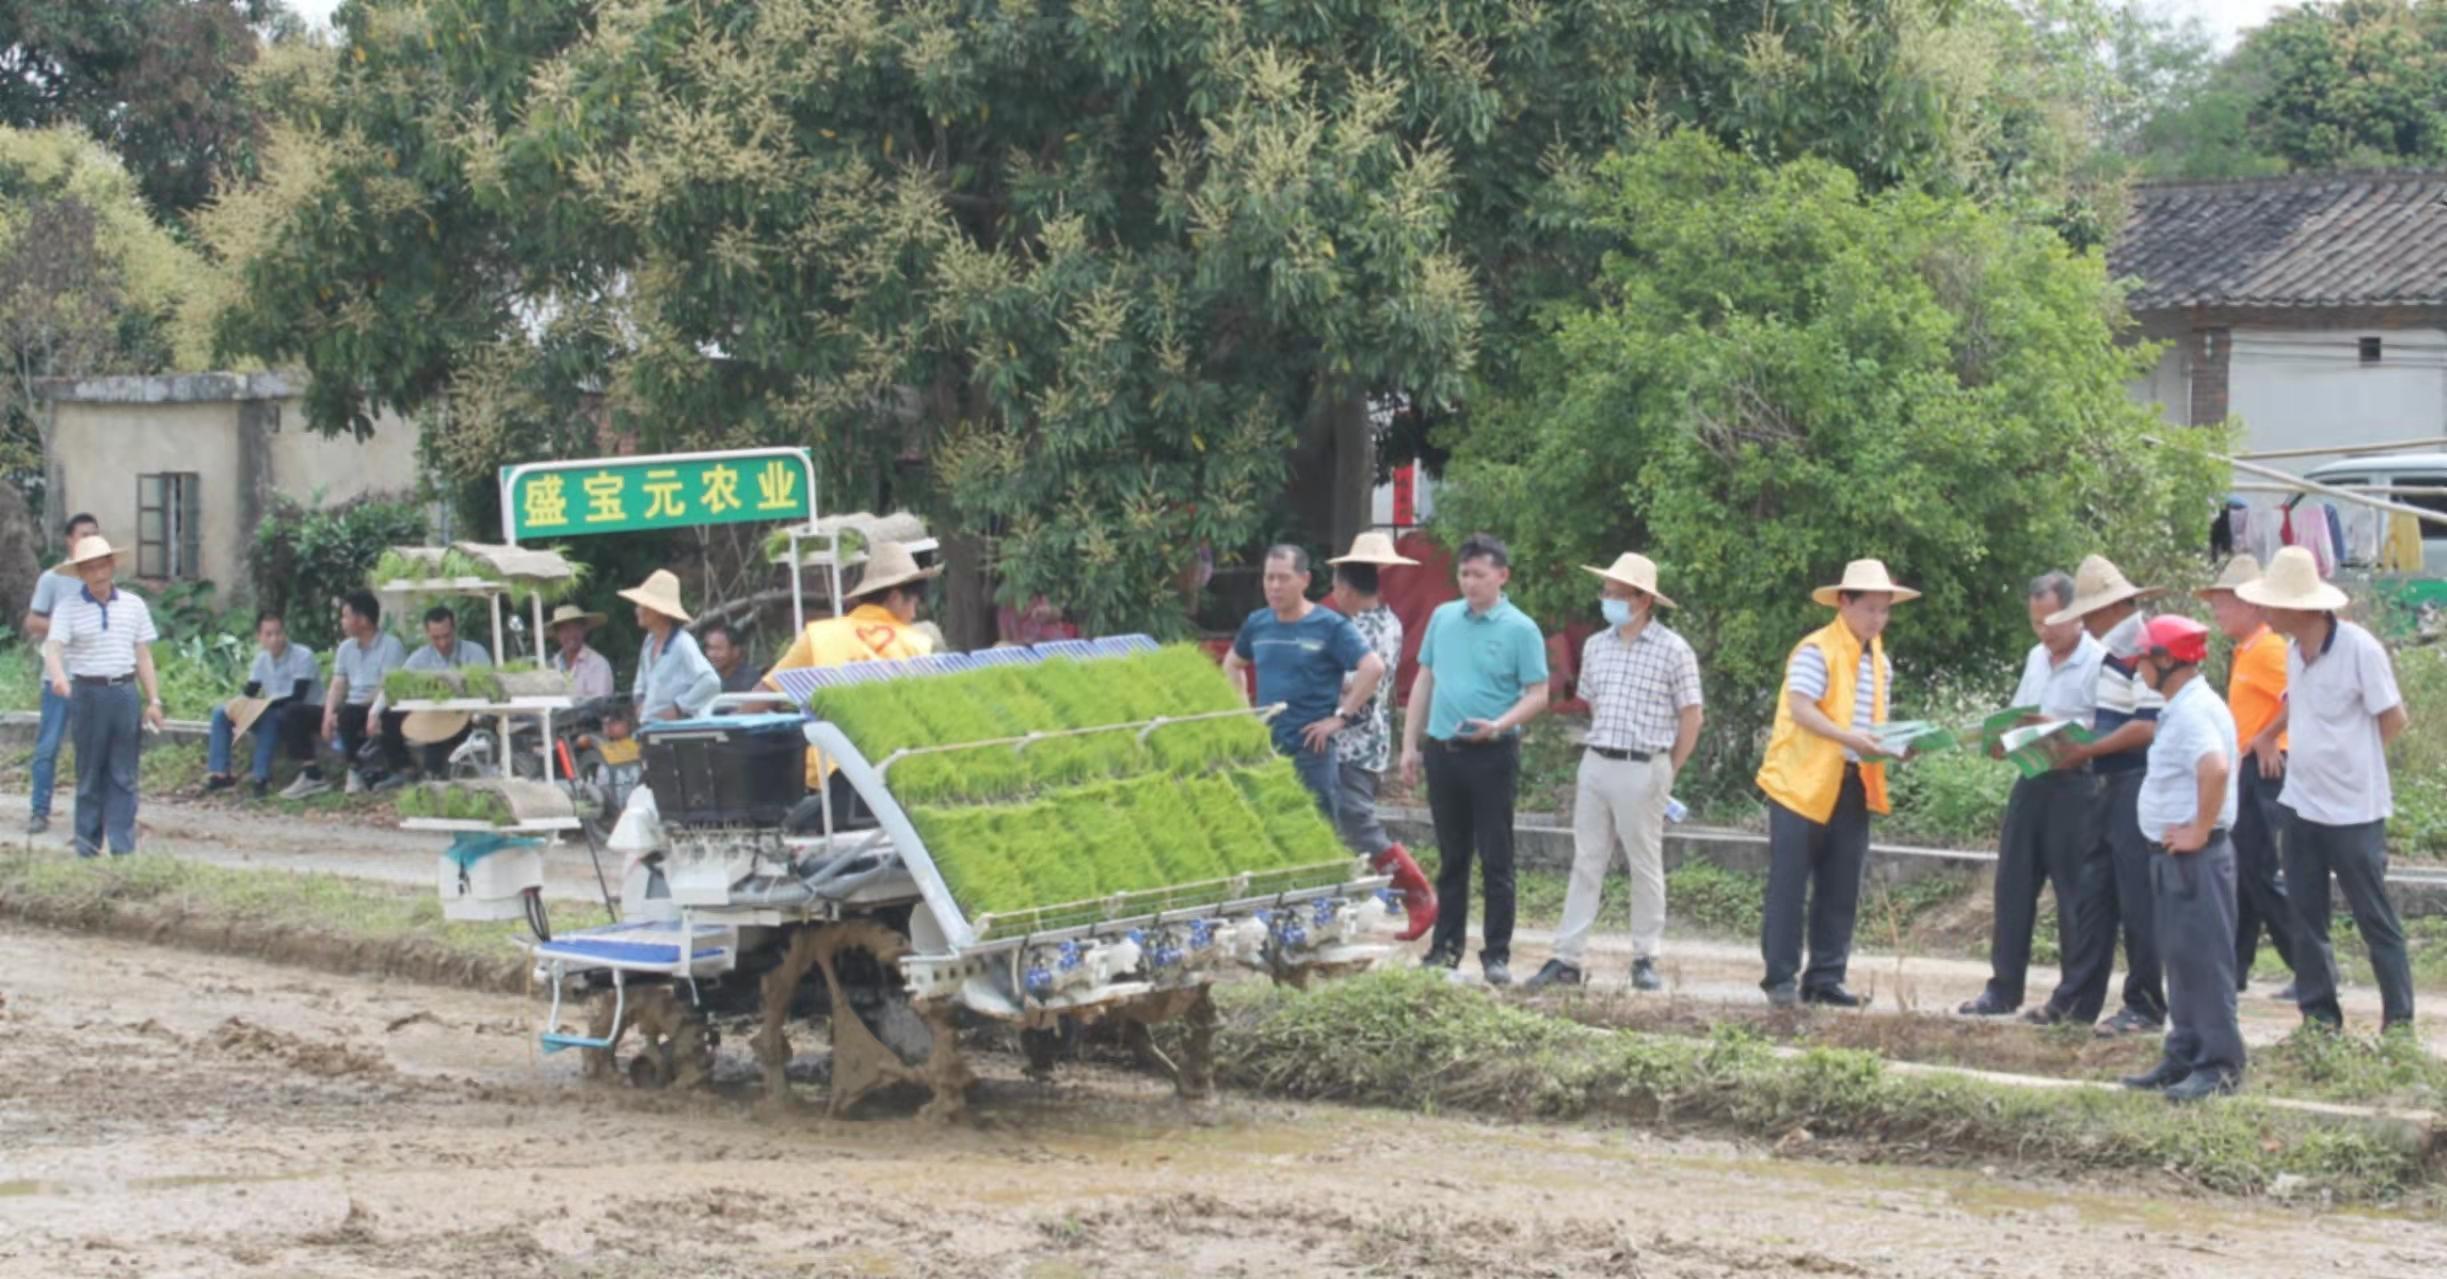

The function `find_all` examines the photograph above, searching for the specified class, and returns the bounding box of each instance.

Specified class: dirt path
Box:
[3,924,2443,1278]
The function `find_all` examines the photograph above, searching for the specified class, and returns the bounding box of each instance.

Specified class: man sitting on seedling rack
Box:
[760,540,940,830]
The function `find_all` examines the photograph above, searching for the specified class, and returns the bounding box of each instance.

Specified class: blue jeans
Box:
[208,702,310,782]
[1289,746,1340,828]
[29,682,70,819]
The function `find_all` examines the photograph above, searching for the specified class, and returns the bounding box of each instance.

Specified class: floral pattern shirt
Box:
[1336,604,1404,772]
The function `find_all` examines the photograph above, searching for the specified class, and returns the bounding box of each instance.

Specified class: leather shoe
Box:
[1522,959,1582,991]
[2120,1060,2187,1091]
[2163,1070,2239,1104]
[1801,985,1866,1009]
[22,815,47,836]
[1957,993,2019,1017]
[2093,1007,2164,1038]
[1765,984,1800,1009]
[1481,958,1512,987]
[1630,958,1663,992]
[1419,946,1460,971]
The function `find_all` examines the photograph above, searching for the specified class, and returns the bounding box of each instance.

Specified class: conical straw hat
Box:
[1810,559,1921,608]
[1580,552,1678,609]
[617,570,693,624]
[2044,554,2164,626]
[1328,531,1420,566]
[2194,555,2261,601]
[2236,545,2348,612]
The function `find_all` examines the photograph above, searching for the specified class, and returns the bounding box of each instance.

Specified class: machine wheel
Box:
[750,919,973,1120]
[578,985,715,1090]
[570,747,618,846]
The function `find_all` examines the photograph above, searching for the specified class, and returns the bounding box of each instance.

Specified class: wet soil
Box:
[5,925,2446,1278]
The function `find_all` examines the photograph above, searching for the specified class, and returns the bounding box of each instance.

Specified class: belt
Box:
[71,674,136,687]
[2156,828,2229,851]
[1586,745,1653,763]
[1428,735,1514,752]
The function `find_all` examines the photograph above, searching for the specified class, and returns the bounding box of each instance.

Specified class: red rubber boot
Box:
[1370,844,1438,942]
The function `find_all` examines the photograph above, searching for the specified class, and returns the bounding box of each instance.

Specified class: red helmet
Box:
[2141,614,2210,665]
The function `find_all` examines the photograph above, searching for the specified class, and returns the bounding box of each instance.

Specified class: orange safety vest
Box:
[1755,618,1891,823]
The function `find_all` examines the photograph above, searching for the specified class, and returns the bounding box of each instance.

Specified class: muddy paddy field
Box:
[2,920,2443,1279]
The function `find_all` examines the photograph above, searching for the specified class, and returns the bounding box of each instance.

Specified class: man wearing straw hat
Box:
[2240,546,2416,1033]
[2027,555,2171,1036]
[38,534,165,856]
[1324,531,1436,942]
[2118,614,2246,1102]
[2198,555,2301,1000]
[545,603,615,701]
[202,609,324,800]
[761,541,940,829]
[1959,570,2104,1018]
[1755,559,1917,1008]
[1526,552,1702,994]
[621,570,721,722]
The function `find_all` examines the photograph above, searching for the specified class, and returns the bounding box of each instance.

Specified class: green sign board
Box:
[498,448,814,542]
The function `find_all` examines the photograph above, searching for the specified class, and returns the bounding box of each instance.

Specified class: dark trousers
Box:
[1760,771,1870,995]
[418,728,471,777]
[2232,763,2300,986]
[336,703,410,775]
[1289,746,1340,826]
[2046,771,2163,1022]
[1979,770,2098,1008]
[1424,737,1520,963]
[2155,834,2245,1080]
[68,681,142,857]
[2284,813,2415,1029]
[1333,761,1396,858]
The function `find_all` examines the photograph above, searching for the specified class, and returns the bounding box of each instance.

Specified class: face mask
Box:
[1601,598,1634,627]
[2103,611,2147,661]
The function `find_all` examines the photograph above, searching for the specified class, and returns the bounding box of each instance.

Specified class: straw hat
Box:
[400,709,472,744]
[221,695,273,739]
[54,535,124,574]
[546,603,605,632]
[2044,554,2165,626]
[2193,554,2262,601]
[846,541,942,600]
[617,570,693,624]
[2236,545,2349,613]
[1810,559,1921,608]
[1580,552,1678,609]
[1328,531,1420,566]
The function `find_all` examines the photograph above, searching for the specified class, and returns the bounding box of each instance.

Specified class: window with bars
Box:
[137,473,202,579]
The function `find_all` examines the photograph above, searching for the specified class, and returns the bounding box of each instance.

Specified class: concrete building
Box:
[2114,171,2447,465]
[37,372,422,597]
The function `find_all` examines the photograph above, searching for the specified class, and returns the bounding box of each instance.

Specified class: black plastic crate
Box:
[640,714,806,826]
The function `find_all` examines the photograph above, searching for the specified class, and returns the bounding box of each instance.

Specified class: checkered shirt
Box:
[1579,621,1702,755]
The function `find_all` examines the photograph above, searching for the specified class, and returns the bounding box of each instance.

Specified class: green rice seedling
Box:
[1129,645,1246,713]
[1229,765,1348,869]
[1146,710,1275,773]
[1180,773,1284,875]
[895,674,1028,801]
[1026,660,1149,779]
[1120,775,1233,890]
[917,805,1032,919]
[519,550,591,604]
[1064,779,1170,897]
[383,669,465,703]
[1010,795,1103,909]
[459,668,507,702]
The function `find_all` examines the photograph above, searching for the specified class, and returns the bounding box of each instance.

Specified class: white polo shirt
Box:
[46,586,158,679]
[2009,632,2105,725]
[2280,618,2403,826]
[2138,677,2237,844]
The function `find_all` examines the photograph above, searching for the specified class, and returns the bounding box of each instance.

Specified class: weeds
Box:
[1209,970,2432,1202]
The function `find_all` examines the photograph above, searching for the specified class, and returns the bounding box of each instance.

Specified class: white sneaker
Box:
[281,773,331,800]
[344,770,367,796]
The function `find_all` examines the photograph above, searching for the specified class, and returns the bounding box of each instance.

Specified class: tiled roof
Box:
[2112,171,2447,311]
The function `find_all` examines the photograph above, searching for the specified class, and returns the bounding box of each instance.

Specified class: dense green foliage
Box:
[1437,134,2225,786]
[394,781,517,824]
[249,493,432,649]
[200,0,2129,636]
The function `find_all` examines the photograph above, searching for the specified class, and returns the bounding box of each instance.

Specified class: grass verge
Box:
[0,849,604,992]
[1211,969,2437,1203]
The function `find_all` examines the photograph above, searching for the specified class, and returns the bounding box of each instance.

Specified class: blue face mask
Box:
[1601,597,1634,627]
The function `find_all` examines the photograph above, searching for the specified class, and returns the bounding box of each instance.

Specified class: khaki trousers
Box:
[1555,750,1671,964]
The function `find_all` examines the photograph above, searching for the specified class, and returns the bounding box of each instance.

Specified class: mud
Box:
[5,925,2446,1278]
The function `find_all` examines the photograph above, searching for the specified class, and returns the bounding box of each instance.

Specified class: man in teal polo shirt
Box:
[1400,532,1551,985]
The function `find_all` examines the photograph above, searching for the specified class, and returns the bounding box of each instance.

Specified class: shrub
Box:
[250,493,431,650]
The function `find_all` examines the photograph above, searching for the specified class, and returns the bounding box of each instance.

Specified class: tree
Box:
[0,0,296,217]
[2248,0,2447,170]
[0,124,215,499]
[1434,133,2225,792]
[202,0,2105,641]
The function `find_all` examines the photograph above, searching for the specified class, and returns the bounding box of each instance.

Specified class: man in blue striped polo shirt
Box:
[2028,555,2168,1038]
[39,536,166,857]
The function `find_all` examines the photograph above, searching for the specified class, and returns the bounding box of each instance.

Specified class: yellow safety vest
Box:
[1755,618,1891,823]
